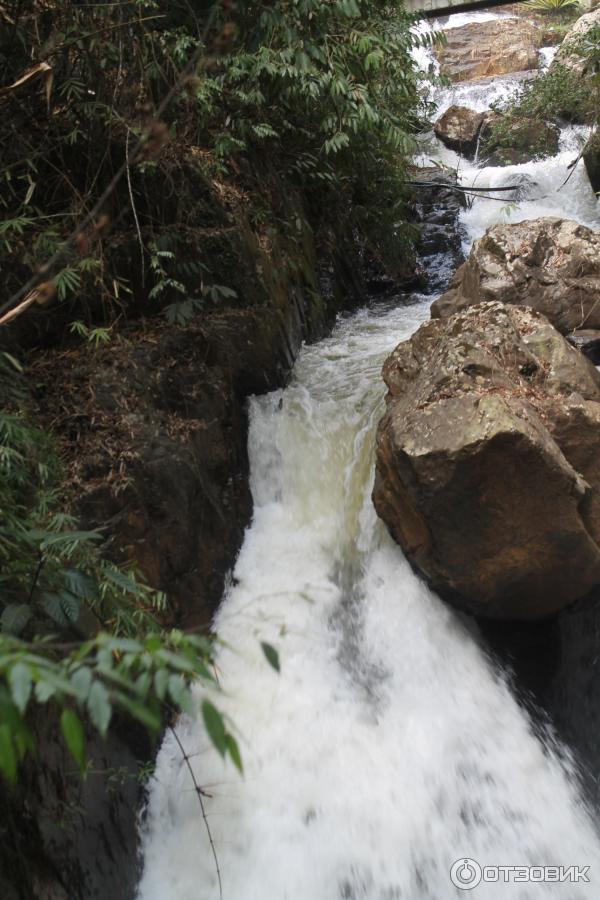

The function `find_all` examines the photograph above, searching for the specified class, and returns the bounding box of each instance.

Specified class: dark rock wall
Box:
[30,220,366,630]
[0,712,152,900]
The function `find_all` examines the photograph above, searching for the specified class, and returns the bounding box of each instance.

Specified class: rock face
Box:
[435,20,543,83]
[373,302,600,620]
[434,105,485,157]
[0,711,151,900]
[431,218,600,334]
[31,298,359,633]
[554,8,600,72]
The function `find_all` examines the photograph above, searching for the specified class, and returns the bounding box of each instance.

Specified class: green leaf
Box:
[1,603,32,635]
[34,667,75,698]
[40,592,70,627]
[103,567,143,596]
[9,662,32,714]
[225,733,243,774]
[0,724,17,784]
[1,352,23,373]
[168,674,193,714]
[134,671,152,698]
[60,709,86,772]
[35,679,56,703]
[261,642,280,673]
[59,591,81,624]
[70,666,92,701]
[87,681,112,736]
[39,588,80,627]
[63,568,99,603]
[202,700,227,757]
[38,529,100,549]
[154,667,169,701]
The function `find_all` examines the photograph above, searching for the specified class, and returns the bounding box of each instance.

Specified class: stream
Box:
[136,12,600,899]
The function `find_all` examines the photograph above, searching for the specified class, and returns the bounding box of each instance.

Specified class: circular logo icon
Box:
[450,858,482,891]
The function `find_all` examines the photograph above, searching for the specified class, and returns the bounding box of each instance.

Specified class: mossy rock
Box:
[479,112,560,166]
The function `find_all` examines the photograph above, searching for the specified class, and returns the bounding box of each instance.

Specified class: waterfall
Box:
[136,13,600,899]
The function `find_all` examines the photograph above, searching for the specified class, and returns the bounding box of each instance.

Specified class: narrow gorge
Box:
[135,7,600,900]
[3,3,600,899]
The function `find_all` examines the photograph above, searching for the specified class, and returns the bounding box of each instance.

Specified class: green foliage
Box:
[578,23,600,80]
[525,0,580,11]
[0,628,227,781]
[148,238,237,324]
[481,113,559,164]
[197,0,437,269]
[1,0,434,318]
[0,375,164,640]
[69,321,112,348]
[0,358,246,784]
[488,61,597,138]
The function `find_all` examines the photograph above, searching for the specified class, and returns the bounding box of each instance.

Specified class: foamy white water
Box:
[137,11,600,899]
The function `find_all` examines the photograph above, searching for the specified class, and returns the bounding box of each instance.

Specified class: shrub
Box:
[525,0,580,12]
[0,0,437,326]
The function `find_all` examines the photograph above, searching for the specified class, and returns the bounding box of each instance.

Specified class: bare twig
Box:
[0,288,41,326]
[169,724,223,900]
[27,551,45,605]
[126,129,145,286]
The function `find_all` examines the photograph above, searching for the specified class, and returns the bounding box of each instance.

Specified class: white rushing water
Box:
[137,12,600,899]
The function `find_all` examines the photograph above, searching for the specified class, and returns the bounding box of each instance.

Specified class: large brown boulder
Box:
[373,302,600,620]
[435,20,543,83]
[434,105,485,158]
[431,218,600,334]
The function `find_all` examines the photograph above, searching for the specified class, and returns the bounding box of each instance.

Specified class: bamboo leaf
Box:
[260,642,280,673]
[202,700,227,757]
[60,709,86,772]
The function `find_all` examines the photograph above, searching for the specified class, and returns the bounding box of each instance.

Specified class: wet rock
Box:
[431,218,600,334]
[373,302,600,620]
[567,329,600,364]
[0,708,151,900]
[502,172,539,202]
[410,169,466,294]
[539,27,569,48]
[435,19,543,83]
[433,105,485,158]
[584,137,600,194]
